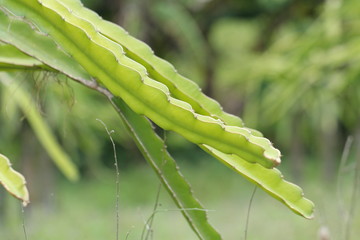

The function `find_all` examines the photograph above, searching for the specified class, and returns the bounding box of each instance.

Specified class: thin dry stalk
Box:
[244,186,257,240]
[97,119,120,240]
[21,205,28,240]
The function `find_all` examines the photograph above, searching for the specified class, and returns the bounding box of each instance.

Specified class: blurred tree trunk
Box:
[290,113,305,182]
[202,44,215,98]
[113,0,125,26]
[254,0,323,52]
[352,125,360,183]
[253,2,293,52]
[320,125,339,182]
[0,188,4,224]
[21,123,56,213]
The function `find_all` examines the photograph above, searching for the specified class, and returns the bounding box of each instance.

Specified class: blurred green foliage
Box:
[1,0,359,178]
[83,0,360,179]
[1,160,359,239]
[1,0,359,238]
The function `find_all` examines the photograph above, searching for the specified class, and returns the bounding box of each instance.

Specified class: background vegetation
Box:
[1,0,359,239]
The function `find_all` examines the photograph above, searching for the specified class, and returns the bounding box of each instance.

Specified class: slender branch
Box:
[244,186,257,240]
[143,131,167,240]
[21,205,28,240]
[71,76,114,100]
[96,119,120,240]
[73,76,123,240]
[142,183,162,240]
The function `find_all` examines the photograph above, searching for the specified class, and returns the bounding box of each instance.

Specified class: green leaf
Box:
[0,0,315,220]
[202,145,315,219]
[0,0,281,169]
[59,0,243,127]
[0,72,79,181]
[0,10,91,81]
[0,20,222,237]
[0,43,46,70]
[111,97,222,240]
[0,153,29,206]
